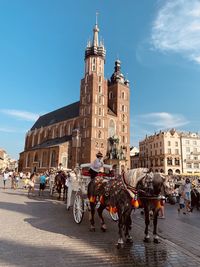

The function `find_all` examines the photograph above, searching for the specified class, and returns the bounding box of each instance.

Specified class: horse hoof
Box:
[143,237,151,243]
[154,238,160,244]
[126,237,133,243]
[116,243,124,249]
[101,224,107,232]
[89,227,95,232]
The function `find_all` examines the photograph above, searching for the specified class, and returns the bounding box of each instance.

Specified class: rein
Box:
[122,173,138,197]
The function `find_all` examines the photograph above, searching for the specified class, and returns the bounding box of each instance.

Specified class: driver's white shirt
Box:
[90,158,103,173]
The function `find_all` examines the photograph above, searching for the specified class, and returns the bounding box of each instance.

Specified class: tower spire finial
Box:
[96,11,99,25]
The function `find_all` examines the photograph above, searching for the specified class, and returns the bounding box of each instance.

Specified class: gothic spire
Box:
[85,14,106,60]
[92,12,99,47]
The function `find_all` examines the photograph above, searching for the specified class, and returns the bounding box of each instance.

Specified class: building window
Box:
[42,152,47,167]
[98,86,102,93]
[185,140,189,145]
[193,147,198,153]
[50,151,56,167]
[194,163,199,169]
[167,158,172,166]
[186,163,192,169]
[99,76,102,82]
[186,147,190,153]
[98,119,101,128]
[186,155,191,160]
[26,153,31,167]
[168,141,171,146]
[194,156,198,160]
[193,140,197,145]
[175,149,179,154]
[98,108,102,116]
[34,153,38,162]
[98,131,102,139]
[98,96,102,104]
[175,141,178,147]
[175,158,180,166]
[122,91,125,99]
[122,105,125,112]
[109,91,113,99]
[168,148,171,154]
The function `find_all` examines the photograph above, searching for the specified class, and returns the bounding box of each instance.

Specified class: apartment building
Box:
[180,132,200,174]
[139,129,181,175]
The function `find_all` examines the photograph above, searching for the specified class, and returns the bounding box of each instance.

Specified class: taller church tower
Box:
[78,19,130,171]
[79,20,107,163]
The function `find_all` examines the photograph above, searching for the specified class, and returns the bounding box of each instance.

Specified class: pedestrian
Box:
[3,171,9,189]
[178,192,185,214]
[15,173,19,189]
[28,173,36,197]
[183,178,192,212]
[39,173,46,196]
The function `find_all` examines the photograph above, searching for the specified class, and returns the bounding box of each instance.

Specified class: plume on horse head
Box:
[123,168,149,188]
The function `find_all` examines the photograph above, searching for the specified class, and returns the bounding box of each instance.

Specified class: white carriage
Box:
[69,163,118,224]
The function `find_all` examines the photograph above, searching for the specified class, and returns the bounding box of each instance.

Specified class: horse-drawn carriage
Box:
[70,163,119,224]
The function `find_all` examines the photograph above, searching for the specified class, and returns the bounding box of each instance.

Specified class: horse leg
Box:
[153,208,160,243]
[63,186,66,201]
[125,208,133,243]
[97,203,107,232]
[143,203,151,242]
[89,202,96,231]
[116,208,124,247]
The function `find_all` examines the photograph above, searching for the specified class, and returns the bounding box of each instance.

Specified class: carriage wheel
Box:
[73,191,84,224]
[110,211,119,222]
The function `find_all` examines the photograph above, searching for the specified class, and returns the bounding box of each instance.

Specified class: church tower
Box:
[79,19,108,163]
[107,59,130,170]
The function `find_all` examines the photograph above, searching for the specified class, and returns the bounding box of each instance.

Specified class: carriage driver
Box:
[88,151,104,202]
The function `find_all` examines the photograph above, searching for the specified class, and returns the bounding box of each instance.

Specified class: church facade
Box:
[19,22,131,173]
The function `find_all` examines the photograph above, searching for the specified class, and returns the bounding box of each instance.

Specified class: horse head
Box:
[137,172,170,197]
[123,168,148,188]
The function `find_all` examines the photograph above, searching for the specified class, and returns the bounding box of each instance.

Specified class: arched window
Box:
[68,124,71,135]
[121,91,125,99]
[42,151,47,167]
[50,151,56,167]
[109,119,115,137]
[109,91,113,99]
[26,153,30,167]
[98,131,102,139]
[59,125,63,137]
[34,152,38,162]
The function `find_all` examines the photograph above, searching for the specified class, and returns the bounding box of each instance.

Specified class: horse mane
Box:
[124,168,148,188]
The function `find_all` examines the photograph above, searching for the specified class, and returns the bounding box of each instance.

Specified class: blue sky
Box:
[0,0,200,160]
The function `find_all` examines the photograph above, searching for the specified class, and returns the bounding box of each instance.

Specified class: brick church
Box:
[19,21,131,174]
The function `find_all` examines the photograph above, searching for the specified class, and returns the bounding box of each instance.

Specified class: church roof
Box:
[31,101,80,130]
[31,136,72,150]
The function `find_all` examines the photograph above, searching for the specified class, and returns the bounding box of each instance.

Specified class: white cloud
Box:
[139,112,189,129]
[0,127,16,133]
[152,0,200,64]
[0,109,39,121]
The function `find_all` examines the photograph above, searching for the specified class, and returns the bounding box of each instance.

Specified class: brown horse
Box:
[88,168,147,247]
[134,172,170,243]
[54,171,67,200]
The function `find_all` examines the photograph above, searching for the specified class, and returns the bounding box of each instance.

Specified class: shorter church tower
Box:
[107,59,130,170]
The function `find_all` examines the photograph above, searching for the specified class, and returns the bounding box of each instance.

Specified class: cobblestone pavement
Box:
[0,178,200,267]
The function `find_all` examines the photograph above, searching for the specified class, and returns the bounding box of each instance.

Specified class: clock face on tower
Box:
[109,119,115,137]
